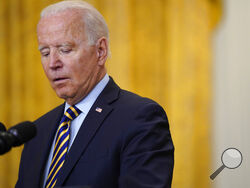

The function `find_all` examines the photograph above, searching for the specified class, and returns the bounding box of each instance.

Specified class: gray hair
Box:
[40,0,109,47]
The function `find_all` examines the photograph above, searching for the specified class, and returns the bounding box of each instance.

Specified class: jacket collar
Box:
[55,77,120,186]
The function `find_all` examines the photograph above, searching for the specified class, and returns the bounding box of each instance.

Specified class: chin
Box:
[55,88,75,101]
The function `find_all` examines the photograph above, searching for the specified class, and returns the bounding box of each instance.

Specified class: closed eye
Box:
[61,49,72,54]
[40,49,50,57]
[59,46,73,54]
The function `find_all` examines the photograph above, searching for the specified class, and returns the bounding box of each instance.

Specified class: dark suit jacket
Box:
[16,78,174,188]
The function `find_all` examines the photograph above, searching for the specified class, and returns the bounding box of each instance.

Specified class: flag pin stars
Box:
[95,107,102,113]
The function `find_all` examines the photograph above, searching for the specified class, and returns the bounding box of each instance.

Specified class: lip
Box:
[52,77,69,84]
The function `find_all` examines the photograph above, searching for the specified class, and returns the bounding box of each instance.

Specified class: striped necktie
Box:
[45,105,81,188]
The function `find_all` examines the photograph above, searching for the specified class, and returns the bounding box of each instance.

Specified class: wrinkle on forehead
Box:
[37,9,87,44]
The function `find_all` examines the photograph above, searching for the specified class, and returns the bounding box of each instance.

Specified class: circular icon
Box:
[210,147,243,180]
[221,148,243,169]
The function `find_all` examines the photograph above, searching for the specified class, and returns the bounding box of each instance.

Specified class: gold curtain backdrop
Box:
[0,0,221,187]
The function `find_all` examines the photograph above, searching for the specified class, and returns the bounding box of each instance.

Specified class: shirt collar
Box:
[65,74,109,114]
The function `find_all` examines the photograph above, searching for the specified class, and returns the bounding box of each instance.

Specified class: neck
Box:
[66,70,107,105]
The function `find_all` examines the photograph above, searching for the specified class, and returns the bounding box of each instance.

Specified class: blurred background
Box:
[0,0,249,187]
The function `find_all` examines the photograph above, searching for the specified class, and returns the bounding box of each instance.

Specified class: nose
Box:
[49,50,63,70]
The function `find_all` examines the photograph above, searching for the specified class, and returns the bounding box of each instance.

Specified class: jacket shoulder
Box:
[119,89,163,109]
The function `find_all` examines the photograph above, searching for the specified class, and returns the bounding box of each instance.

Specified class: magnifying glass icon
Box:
[210,147,243,180]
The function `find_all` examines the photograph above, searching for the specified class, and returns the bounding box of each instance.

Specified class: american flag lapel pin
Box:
[95,107,102,113]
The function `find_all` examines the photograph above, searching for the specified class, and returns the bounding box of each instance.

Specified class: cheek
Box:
[41,62,49,76]
[41,60,54,82]
[75,65,92,78]
[69,60,87,76]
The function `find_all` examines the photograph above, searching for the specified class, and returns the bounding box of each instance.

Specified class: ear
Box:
[96,37,108,66]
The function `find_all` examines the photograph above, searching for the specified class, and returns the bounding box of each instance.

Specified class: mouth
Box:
[52,77,69,84]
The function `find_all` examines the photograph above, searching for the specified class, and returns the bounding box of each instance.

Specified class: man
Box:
[16,1,174,188]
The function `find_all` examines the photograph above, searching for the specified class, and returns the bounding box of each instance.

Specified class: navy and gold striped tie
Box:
[45,105,81,188]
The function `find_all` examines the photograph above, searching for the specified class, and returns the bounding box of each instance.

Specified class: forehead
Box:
[37,10,86,45]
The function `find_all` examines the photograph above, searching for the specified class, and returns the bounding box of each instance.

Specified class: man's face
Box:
[37,10,106,105]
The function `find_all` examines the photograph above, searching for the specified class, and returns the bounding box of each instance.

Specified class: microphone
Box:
[0,121,37,155]
[0,122,6,132]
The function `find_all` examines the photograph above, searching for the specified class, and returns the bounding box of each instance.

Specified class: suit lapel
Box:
[56,77,120,186]
[37,104,65,187]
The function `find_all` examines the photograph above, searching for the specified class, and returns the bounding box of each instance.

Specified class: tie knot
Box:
[63,105,82,122]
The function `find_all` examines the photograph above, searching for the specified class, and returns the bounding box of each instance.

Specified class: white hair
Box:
[40,0,109,47]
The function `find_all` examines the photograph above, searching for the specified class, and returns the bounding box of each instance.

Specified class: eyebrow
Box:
[38,43,74,51]
[58,43,74,48]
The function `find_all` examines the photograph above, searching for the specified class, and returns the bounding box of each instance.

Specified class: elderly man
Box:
[16,1,174,188]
